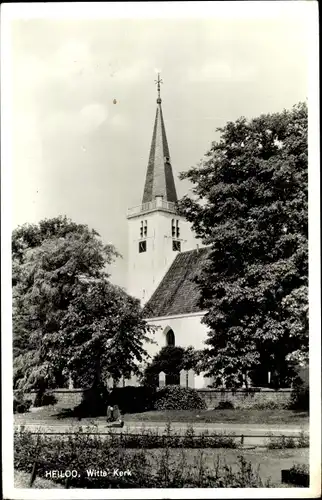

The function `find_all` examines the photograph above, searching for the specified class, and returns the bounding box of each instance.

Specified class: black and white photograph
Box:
[1,1,320,498]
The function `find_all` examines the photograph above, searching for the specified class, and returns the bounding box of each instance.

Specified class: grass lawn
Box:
[123,409,309,425]
[15,405,309,427]
[144,447,309,487]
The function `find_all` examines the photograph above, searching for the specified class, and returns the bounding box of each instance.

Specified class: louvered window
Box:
[139,241,147,253]
[172,240,181,252]
[172,219,180,238]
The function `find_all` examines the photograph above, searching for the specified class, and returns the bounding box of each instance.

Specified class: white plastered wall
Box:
[144,312,212,389]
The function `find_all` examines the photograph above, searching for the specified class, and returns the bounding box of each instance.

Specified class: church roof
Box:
[143,247,210,318]
[142,75,178,204]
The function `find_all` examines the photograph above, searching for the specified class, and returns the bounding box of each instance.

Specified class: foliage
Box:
[282,463,310,487]
[13,393,32,414]
[14,429,150,488]
[14,430,267,488]
[109,386,156,414]
[289,463,309,475]
[246,400,287,410]
[154,385,206,411]
[59,279,153,388]
[143,345,202,388]
[178,102,308,387]
[47,424,237,449]
[297,430,310,448]
[216,400,235,410]
[289,376,309,411]
[12,216,154,392]
[33,391,57,408]
[266,431,309,449]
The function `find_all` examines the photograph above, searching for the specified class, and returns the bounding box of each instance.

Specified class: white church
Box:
[126,76,212,389]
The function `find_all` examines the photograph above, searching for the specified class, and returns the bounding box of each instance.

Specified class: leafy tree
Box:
[58,277,152,388]
[143,345,202,387]
[13,216,153,392]
[178,102,308,387]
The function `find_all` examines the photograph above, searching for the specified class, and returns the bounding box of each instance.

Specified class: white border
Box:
[1,1,320,499]
[0,1,316,20]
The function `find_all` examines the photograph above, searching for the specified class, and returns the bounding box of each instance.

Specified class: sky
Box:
[9,2,312,288]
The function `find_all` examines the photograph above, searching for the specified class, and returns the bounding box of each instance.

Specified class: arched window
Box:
[166,329,175,346]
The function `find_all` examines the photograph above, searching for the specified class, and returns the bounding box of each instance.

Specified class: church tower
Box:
[127,75,196,304]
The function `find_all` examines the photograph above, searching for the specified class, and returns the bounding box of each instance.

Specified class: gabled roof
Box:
[143,247,210,318]
[142,97,178,204]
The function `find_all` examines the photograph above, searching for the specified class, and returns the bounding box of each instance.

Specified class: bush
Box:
[33,391,57,408]
[289,463,309,475]
[266,431,309,449]
[282,462,310,487]
[297,430,310,448]
[289,378,309,411]
[267,435,297,449]
[72,384,109,417]
[13,393,32,414]
[250,400,287,410]
[154,385,206,411]
[181,425,237,449]
[109,386,156,414]
[216,400,234,409]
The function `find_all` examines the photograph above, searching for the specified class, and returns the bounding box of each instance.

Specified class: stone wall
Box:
[197,388,292,409]
[18,389,88,407]
[18,387,293,410]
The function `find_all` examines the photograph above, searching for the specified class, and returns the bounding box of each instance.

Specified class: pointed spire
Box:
[142,75,178,204]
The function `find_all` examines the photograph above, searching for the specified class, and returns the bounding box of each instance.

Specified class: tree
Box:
[58,277,152,388]
[13,216,153,391]
[178,102,308,387]
[143,345,202,387]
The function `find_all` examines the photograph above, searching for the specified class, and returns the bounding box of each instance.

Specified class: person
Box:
[113,405,120,421]
[106,405,114,422]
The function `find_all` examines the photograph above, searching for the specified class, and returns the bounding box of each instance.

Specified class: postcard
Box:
[1,1,320,498]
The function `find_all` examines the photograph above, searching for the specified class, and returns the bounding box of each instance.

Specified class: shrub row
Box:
[15,423,237,449]
[92,424,236,449]
[70,385,206,417]
[14,431,269,488]
[266,431,309,449]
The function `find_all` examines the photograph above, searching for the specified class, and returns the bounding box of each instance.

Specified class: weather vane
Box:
[154,73,163,103]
